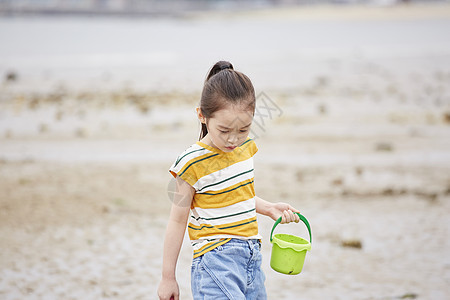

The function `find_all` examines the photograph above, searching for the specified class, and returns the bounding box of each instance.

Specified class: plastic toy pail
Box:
[270,212,312,275]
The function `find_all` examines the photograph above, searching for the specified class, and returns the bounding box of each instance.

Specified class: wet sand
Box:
[1,3,450,300]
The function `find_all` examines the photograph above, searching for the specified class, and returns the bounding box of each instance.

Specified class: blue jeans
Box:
[191,239,267,300]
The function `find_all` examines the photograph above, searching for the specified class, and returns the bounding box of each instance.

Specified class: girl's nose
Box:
[227,133,238,144]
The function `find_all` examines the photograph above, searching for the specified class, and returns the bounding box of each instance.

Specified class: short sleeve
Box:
[169,162,198,189]
[168,143,209,189]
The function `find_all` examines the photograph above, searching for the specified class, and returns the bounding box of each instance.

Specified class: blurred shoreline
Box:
[1,2,450,94]
[1,2,450,20]
[0,0,441,17]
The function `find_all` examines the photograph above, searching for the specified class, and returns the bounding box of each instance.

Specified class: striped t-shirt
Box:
[169,138,261,258]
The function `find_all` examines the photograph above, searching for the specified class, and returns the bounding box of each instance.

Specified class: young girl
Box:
[158,61,301,300]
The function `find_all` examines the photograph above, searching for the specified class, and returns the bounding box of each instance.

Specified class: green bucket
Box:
[270,212,312,275]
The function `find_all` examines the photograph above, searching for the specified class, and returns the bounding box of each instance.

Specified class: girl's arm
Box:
[255,196,300,224]
[158,176,194,300]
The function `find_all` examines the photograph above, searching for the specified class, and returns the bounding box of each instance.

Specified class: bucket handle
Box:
[270,212,312,243]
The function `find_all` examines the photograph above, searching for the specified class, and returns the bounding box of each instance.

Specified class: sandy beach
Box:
[1,3,450,299]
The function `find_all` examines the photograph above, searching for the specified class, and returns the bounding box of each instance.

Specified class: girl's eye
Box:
[240,129,249,133]
[220,130,229,134]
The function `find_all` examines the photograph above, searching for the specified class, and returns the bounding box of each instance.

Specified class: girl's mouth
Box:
[225,146,236,151]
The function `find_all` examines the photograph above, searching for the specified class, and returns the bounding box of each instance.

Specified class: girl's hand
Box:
[158,278,179,300]
[270,202,300,224]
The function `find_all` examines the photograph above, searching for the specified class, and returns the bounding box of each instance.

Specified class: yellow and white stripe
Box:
[169,138,261,258]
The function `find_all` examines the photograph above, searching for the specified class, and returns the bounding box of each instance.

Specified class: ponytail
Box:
[206,61,234,81]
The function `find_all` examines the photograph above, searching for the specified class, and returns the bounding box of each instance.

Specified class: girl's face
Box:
[198,104,253,153]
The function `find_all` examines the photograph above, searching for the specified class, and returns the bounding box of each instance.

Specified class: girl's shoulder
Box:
[172,142,210,168]
[169,142,215,186]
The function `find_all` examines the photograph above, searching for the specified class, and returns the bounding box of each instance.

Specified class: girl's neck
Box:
[199,134,217,149]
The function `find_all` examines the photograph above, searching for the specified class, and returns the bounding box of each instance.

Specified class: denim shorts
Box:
[191,239,267,300]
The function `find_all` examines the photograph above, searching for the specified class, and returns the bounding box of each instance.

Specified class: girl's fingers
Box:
[282,209,300,223]
[290,210,297,223]
[283,210,292,223]
[284,210,290,223]
[279,208,302,224]
[293,211,300,223]
[288,210,294,223]
[280,211,286,224]
[280,210,287,224]
[287,205,300,223]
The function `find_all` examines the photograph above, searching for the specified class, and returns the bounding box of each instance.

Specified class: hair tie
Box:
[220,64,231,71]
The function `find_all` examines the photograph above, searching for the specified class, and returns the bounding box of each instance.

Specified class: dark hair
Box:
[199,61,256,140]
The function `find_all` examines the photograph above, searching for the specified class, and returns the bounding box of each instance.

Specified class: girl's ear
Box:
[196,107,206,124]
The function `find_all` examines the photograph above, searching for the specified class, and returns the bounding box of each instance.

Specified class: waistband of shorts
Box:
[222,238,261,248]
